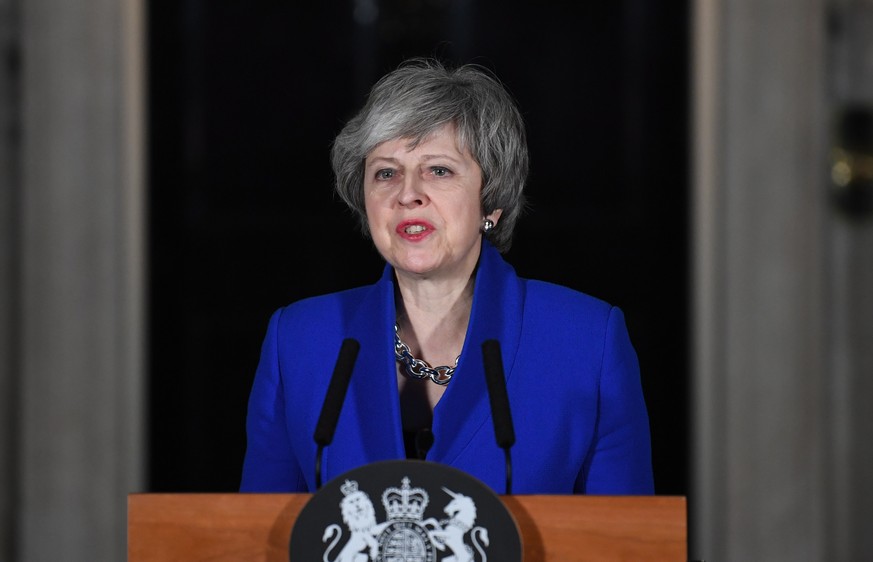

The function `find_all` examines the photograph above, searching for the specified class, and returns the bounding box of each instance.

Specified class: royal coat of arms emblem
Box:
[321,477,490,562]
[288,460,520,562]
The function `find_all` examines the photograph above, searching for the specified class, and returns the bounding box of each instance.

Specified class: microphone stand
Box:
[482,340,516,495]
[312,338,360,490]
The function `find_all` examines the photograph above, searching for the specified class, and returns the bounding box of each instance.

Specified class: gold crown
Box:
[381,477,428,521]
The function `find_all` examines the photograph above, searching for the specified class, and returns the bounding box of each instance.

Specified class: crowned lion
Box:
[322,480,387,562]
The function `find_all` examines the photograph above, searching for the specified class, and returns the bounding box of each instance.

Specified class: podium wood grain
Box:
[128,493,686,561]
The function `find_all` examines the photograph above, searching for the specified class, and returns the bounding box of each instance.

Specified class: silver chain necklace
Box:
[393,324,459,385]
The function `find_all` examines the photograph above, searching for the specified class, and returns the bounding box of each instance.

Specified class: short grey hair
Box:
[331,59,529,253]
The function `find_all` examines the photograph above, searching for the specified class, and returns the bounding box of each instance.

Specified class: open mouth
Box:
[396,220,434,238]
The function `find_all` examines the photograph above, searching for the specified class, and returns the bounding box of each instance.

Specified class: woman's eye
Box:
[375,169,395,180]
[430,166,451,177]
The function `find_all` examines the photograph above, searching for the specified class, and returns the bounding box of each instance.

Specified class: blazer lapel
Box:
[326,266,404,479]
[430,241,525,464]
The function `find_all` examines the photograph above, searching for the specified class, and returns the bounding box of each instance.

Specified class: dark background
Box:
[148,1,688,495]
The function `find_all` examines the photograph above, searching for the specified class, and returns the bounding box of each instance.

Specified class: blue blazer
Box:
[241,241,653,494]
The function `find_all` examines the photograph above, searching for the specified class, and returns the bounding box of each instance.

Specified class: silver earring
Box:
[482,219,494,233]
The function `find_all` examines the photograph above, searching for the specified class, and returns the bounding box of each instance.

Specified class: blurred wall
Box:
[0,0,145,560]
[826,1,873,557]
[693,0,873,559]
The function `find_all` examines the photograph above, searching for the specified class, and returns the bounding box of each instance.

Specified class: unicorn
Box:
[425,488,490,562]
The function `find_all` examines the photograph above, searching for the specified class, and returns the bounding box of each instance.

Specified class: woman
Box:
[241,60,653,494]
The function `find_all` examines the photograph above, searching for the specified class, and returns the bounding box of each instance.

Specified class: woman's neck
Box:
[394,272,475,368]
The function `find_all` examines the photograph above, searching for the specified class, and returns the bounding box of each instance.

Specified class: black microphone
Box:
[481,340,516,494]
[313,338,360,489]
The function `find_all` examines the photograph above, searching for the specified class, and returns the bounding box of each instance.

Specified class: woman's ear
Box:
[486,209,504,225]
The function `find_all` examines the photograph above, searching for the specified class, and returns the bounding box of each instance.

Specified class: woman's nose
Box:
[397,176,426,207]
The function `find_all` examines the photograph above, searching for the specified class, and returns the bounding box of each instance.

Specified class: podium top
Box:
[128,493,686,561]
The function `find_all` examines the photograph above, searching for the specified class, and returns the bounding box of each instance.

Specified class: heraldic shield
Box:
[289,460,521,562]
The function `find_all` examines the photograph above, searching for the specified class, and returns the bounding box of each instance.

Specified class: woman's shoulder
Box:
[517,278,632,348]
[518,279,635,368]
[271,284,377,331]
[522,278,614,320]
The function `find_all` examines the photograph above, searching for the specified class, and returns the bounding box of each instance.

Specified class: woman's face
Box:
[363,123,501,282]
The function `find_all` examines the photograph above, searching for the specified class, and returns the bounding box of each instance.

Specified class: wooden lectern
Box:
[128,493,686,561]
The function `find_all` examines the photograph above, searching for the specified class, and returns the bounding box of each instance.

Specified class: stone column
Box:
[692,0,829,560]
[17,0,145,560]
